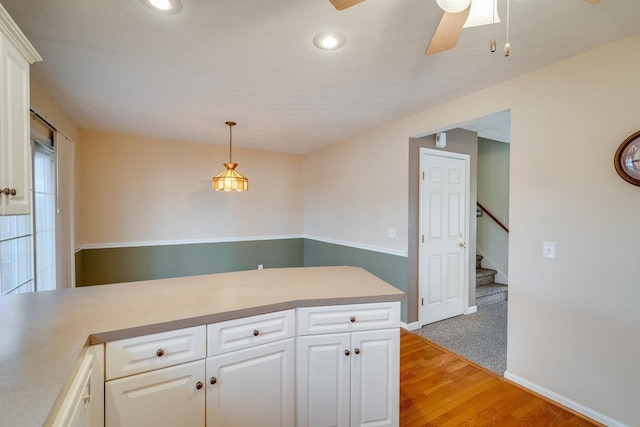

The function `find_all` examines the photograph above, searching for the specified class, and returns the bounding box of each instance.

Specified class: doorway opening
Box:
[408,110,510,376]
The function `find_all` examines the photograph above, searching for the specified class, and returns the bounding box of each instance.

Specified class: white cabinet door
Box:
[297,333,351,427]
[206,338,294,427]
[105,360,205,427]
[48,345,103,427]
[350,329,399,427]
[0,32,31,215]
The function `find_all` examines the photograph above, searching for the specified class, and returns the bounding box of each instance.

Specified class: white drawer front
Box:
[207,309,295,356]
[297,302,400,336]
[106,325,206,380]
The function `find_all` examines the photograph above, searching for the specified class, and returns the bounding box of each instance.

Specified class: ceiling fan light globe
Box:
[435,0,472,14]
[463,0,500,28]
[149,0,172,11]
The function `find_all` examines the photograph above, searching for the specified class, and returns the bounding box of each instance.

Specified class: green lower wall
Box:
[76,239,304,286]
[303,239,408,322]
[75,238,408,322]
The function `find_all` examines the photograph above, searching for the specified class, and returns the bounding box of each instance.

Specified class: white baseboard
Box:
[465,305,477,314]
[401,321,421,331]
[504,372,624,427]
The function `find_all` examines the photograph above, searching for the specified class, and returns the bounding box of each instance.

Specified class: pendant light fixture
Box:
[212,121,248,192]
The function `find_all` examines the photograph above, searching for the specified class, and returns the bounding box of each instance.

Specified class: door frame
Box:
[418,148,471,327]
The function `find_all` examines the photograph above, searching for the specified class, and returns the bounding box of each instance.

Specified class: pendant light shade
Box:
[213,121,248,192]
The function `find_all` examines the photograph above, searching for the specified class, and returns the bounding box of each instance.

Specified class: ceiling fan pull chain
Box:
[504,0,511,56]
[490,0,497,52]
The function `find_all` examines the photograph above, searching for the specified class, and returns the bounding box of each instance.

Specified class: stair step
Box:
[476,283,508,308]
[476,255,483,269]
[476,268,497,286]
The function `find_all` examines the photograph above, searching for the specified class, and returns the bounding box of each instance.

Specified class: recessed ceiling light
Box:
[140,0,183,14]
[313,32,346,51]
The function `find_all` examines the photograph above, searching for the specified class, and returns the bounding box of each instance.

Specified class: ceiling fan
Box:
[329,0,602,55]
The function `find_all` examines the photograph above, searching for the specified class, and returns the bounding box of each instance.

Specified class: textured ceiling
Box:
[3,0,639,153]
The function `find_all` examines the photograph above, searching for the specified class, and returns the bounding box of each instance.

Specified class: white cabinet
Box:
[297,302,400,427]
[105,360,206,427]
[297,333,351,427]
[350,329,399,427]
[0,4,42,215]
[104,314,295,427]
[101,304,399,427]
[206,338,295,427]
[105,326,207,427]
[105,325,206,380]
[48,345,104,427]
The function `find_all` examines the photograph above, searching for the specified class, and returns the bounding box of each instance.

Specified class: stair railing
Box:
[477,202,509,233]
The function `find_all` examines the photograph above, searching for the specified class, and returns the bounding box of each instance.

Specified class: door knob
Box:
[459,242,467,248]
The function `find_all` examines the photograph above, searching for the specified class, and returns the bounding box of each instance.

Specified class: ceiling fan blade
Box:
[329,0,367,10]
[425,6,471,55]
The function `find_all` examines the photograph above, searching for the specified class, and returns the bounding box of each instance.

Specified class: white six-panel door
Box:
[419,149,469,325]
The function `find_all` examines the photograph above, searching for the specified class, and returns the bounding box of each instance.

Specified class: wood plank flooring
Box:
[400,331,601,426]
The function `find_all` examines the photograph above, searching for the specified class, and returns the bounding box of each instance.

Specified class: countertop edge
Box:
[89,293,404,344]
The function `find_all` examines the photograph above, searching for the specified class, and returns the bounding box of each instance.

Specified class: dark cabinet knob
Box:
[196,382,203,390]
[253,329,260,336]
[354,348,360,355]
[345,350,351,356]
[156,349,165,357]
[350,316,356,323]
[210,377,217,385]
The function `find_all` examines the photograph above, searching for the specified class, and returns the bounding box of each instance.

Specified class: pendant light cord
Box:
[229,124,233,164]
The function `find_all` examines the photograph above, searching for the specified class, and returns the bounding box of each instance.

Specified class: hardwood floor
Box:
[400,331,601,426]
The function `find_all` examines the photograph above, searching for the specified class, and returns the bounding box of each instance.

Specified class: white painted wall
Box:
[303,34,640,425]
[77,130,304,247]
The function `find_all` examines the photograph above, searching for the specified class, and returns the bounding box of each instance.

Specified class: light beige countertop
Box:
[0,266,404,427]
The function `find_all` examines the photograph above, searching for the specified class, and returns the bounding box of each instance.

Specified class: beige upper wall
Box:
[77,130,303,246]
[29,78,79,141]
[303,33,640,425]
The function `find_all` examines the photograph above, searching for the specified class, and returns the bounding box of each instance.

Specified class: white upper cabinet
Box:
[0,4,42,215]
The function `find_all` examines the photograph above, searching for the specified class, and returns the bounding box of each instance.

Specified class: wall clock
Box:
[614,130,640,187]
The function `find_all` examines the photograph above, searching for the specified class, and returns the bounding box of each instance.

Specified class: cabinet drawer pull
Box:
[196,381,203,390]
[1,188,16,196]
[350,316,356,323]
[210,377,217,385]
[253,329,260,336]
[354,348,360,355]
[345,350,350,356]
[156,349,165,357]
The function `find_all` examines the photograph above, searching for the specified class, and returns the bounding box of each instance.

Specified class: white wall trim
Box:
[476,247,508,285]
[75,234,409,258]
[465,305,477,314]
[504,372,625,427]
[303,235,408,257]
[0,3,43,63]
[75,234,305,252]
[401,321,421,331]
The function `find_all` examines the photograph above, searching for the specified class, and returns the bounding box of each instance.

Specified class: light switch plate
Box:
[543,242,556,259]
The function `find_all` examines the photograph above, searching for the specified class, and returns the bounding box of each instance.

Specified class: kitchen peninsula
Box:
[0,266,404,427]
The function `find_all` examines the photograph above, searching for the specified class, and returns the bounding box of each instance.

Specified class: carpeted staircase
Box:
[476,255,508,307]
